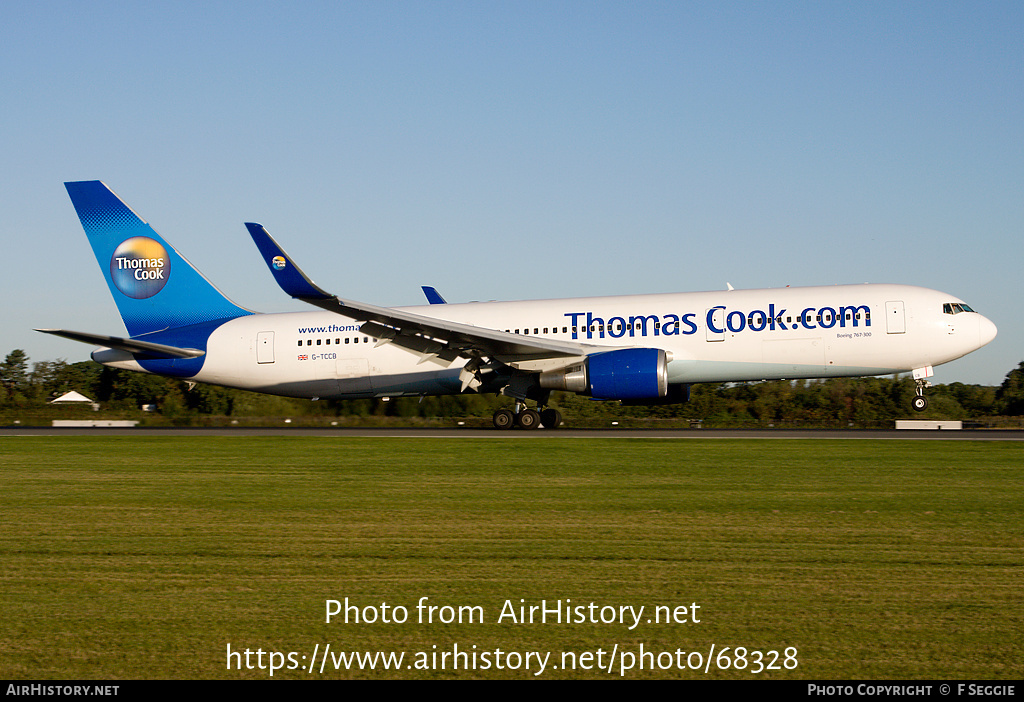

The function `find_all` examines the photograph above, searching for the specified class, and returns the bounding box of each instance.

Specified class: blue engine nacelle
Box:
[538,348,669,400]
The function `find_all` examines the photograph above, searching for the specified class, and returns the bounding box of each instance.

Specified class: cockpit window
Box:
[943,302,976,315]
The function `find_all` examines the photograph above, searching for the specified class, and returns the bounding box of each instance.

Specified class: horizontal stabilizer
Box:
[35,329,205,359]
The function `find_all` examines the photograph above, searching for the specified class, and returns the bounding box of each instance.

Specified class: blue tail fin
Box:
[65,181,251,336]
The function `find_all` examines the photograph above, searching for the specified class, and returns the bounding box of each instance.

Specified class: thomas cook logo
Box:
[109,237,171,299]
[272,256,286,270]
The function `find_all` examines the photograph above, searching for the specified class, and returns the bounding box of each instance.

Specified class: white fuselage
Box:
[95,283,997,400]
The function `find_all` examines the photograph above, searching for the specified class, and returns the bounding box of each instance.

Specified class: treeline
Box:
[2,349,1023,427]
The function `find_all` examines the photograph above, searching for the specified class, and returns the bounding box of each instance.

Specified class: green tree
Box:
[996,362,1024,415]
[30,360,70,400]
[1,350,30,393]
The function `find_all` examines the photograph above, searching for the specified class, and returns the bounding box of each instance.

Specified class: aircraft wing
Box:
[35,329,205,359]
[245,223,600,369]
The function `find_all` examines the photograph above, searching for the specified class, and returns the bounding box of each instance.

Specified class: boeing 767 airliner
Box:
[38,181,997,429]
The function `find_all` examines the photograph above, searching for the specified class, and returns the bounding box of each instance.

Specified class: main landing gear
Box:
[492,402,562,430]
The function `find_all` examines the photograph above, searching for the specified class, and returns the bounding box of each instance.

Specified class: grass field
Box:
[1,436,1021,679]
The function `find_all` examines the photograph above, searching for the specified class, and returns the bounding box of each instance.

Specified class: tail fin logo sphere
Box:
[110,236,171,299]
[272,256,286,270]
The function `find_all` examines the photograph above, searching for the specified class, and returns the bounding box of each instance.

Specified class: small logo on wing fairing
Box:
[272,256,287,271]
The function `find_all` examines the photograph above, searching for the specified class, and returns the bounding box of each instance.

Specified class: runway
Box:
[3,426,1023,440]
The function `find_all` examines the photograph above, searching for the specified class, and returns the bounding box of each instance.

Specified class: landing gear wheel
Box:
[516,408,541,430]
[540,408,562,429]
[912,395,928,412]
[492,409,515,429]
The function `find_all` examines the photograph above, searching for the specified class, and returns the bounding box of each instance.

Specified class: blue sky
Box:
[3,1,1020,386]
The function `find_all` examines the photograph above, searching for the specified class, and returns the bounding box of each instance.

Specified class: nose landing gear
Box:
[912,390,928,412]
[911,366,933,412]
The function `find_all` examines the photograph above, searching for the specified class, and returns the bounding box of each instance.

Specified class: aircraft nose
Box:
[978,315,997,347]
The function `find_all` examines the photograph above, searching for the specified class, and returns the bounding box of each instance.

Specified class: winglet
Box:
[245,223,334,301]
[421,286,447,304]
